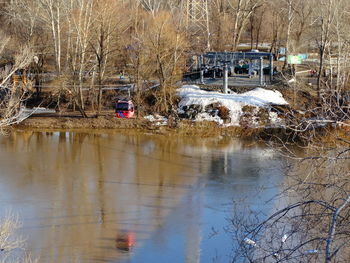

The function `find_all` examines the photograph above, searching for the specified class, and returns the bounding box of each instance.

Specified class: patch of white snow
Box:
[195,113,223,124]
[177,85,288,126]
[144,114,168,126]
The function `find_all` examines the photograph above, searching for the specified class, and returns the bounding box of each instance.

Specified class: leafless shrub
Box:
[0,36,34,133]
[230,137,350,262]
[0,212,38,263]
[217,106,230,123]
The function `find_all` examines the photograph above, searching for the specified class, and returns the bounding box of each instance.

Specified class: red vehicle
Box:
[115,100,135,118]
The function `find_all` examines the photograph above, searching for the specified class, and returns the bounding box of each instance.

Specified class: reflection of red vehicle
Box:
[115,100,135,118]
[116,231,136,251]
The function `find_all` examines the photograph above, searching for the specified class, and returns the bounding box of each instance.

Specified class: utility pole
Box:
[269,54,274,83]
[197,55,203,71]
[259,57,264,86]
[223,64,228,94]
[200,69,204,84]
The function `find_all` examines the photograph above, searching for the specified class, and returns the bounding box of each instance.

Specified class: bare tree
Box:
[248,2,268,50]
[292,0,313,53]
[268,8,284,58]
[2,0,40,43]
[125,7,187,114]
[228,0,263,51]
[230,136,350,263]
[210,0,230,51]
[37,0,64,75]
[0,212,38,263]
[63,0,95,117]
[89,0,128,115]
[145,11,187,112]
[280,0,296,70]
[139,0,164,16]
[0,36,34,132]
[311,0,337,99]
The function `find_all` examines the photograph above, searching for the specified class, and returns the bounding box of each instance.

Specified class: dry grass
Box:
[217,106,231,123]
[13,114,291,140]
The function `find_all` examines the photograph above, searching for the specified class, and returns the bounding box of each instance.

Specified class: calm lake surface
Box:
[0,131,286,262]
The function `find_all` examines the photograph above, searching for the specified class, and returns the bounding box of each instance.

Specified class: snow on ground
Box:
[177,85,288,126]
[195,112,224,124]
[144,114,168,126]
[15,107,56,124]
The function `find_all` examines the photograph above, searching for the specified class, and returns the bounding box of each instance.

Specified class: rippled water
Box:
[0,131,286,262]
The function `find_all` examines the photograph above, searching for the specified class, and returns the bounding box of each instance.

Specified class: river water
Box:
[0,131,286,262]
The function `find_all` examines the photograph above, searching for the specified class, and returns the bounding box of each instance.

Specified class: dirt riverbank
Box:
[10,111,295,141]
[14,112,144,130]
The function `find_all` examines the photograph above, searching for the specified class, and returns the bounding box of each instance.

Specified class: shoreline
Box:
[9,85,325,140]
[11,113,299,140]
[12,113,350,144]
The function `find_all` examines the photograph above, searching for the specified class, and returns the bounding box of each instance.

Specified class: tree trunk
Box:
[317,48,325,100]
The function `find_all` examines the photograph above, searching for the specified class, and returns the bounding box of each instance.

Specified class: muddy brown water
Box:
[0,130,286,262]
